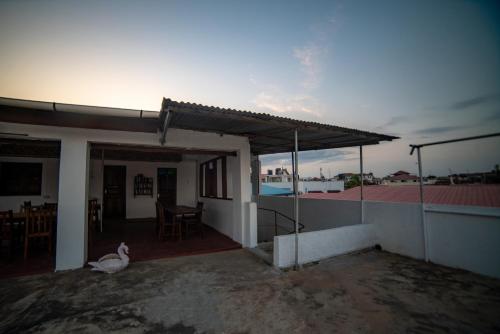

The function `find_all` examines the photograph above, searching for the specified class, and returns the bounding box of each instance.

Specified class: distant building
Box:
[383,170,419,185]
[260,168,344,195]
[335,172,376,185]
[261,168,292,183]
[449,167,500,185]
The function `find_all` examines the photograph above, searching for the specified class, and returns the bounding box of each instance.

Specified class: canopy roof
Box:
[0,96,398,155]
[160,98,398,155]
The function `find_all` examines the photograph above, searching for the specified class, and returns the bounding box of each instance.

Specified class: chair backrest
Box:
[196,202,204,218]
[0,210,13,238]
[156,201,166,225]
[22,201,32,213]
[44,203,58,218]
[44,202,58,210]
[26,208,52,236]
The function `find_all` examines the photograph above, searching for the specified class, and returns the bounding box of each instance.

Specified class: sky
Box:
[0,0,499,177]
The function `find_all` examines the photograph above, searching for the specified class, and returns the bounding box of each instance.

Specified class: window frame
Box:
[199,156,232,200]
[0,162,43,196]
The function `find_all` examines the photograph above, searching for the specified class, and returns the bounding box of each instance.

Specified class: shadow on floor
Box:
[88,219,241,263]
[0,243,54,279]
[1,219,240,279]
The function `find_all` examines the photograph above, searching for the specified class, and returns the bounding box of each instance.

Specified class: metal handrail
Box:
[258,207,305,236]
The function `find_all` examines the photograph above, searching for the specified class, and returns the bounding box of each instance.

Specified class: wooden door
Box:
[157,168,177,206]
[103,166,126,219]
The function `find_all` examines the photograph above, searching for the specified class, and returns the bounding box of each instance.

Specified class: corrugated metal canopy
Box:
[160,98,399,155]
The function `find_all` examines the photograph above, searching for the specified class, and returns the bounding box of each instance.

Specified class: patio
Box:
[1,249,499,333]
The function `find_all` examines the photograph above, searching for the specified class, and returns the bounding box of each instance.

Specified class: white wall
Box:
[1,121,253,270]
[0,157,60,211]
[425,205,500,278]
[365,202,500,278]
[274,223,377,268]
[89,159,196,219]
[198,152,252,246]
[262,195,500,278]
[199,197,234,238]
[257,196,361,242]
[364,201,425,259]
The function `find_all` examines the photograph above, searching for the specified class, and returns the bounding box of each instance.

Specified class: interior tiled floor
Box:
[88,219,241,262]
[1,219,240,279]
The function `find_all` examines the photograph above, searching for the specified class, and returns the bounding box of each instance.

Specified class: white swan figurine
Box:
[88,242,129,274]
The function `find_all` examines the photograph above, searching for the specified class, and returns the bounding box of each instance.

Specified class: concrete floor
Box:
[1,249,500,334]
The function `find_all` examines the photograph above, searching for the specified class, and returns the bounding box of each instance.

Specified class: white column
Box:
[232,144,252,246]
[56,137,89,271]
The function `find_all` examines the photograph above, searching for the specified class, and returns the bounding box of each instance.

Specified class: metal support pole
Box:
[359,146,364,224]
[291,151,295,192]
[100,149,104,232]
[417,147,429,262]
[294,129,300,270]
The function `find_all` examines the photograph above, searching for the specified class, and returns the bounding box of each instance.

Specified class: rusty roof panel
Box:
[162,97,398,155]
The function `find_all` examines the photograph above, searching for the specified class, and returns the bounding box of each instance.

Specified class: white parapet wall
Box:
[265,196,500,279]
[424,205,500,279]
[273,223,377,268]
[258,195,361,242]
[364,201,425,259]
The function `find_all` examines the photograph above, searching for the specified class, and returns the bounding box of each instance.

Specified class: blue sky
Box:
[0,0,499,177]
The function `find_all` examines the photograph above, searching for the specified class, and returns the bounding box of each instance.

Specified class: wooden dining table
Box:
[163,205,201,240]
[164,205,201,217]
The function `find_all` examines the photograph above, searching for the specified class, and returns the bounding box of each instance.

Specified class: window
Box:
[0,162,43,196]
[199,156,231,199]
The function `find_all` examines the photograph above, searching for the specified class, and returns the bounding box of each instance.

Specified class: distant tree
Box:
[346,175,361,189]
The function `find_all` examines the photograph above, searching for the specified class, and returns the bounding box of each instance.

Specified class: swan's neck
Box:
[118,246,129,263]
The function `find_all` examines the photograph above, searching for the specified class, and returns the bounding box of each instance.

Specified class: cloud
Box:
[253,91,323,118]
[481,110,500,122]
[293,44,323,90]
[250,15,339,121]
[375,115,408,130]
[450,93,500,110]
[413,125,468,135]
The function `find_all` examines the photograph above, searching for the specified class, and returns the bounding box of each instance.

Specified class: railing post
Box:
[274,210,277,236]
[294,128,300,270]
[359,145,364,224]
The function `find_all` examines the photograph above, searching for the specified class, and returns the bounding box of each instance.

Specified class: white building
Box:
[0,96,396,272]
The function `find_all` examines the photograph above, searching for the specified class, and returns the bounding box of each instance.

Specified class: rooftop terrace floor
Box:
[1,249,500,333]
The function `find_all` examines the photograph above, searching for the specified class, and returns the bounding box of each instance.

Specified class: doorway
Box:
[103,165,126,219]
[157,168,177,206]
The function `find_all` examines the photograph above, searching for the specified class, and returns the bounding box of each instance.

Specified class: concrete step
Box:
[249,242,274,265]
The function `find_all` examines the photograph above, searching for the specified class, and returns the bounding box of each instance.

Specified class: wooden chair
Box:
[156,201,182,241]
[21,201,32,213]
[24,208,52,259]
[184,202,204,238]
[88,200,99,245]
[0,210,14,259]
[44,202,58,212]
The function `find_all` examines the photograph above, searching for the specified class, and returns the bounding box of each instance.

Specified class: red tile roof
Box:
[388,174,419,181]
[301,185,500,207]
